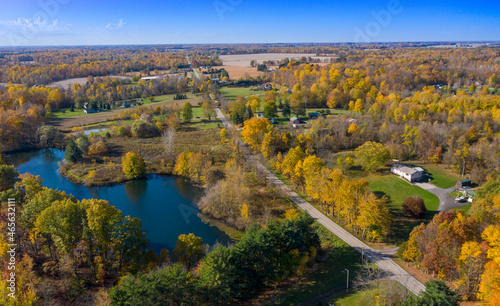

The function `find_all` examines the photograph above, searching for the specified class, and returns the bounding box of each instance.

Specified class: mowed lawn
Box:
[350,171,440,243]
[363,173,439,213]
[220,87,264,100]
[411,163,462,189]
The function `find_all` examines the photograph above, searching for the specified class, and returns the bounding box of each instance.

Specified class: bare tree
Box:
[162,129,175,156]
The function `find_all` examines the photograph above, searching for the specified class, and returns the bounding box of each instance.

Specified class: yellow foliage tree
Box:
[241,203,249,219]
[285,209,301,221]
[241,117,272,149]
[122,152,146,178]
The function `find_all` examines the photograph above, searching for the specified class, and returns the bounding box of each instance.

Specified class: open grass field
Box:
[220,86,264,100]
[49,94,202,130]
[362,173,440,213]
[326,280,413,305]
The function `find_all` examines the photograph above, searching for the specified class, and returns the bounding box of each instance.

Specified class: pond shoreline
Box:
[10,148,233,252]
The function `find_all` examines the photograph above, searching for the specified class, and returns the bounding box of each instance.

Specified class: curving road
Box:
[215,108,425,296]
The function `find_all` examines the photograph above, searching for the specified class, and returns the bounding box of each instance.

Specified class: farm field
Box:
[48,75,131,89]
[219,53,336,67]
[221,65,264,79]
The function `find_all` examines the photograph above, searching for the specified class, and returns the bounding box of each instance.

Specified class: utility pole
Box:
[345,269,349,292]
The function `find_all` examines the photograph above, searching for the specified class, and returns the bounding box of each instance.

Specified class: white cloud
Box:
[0,17,71,34]
[105,19,126,30]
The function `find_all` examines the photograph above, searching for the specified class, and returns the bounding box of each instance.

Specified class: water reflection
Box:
[10,149,231,253]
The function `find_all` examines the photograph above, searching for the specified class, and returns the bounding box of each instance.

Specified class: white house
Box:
[391,164,425,182]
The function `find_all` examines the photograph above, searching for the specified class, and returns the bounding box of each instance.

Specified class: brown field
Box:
[49,96,202,130]
[219,53,336,67]
[220,66,263,79]
[48,76,131,89]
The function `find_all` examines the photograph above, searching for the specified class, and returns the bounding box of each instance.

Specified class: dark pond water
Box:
[9,149,231,253]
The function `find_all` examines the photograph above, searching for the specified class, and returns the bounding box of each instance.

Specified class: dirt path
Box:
[48,97,201,130]
[216,108,425,296]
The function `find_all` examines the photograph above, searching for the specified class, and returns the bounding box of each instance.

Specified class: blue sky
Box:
[0,0,498,46]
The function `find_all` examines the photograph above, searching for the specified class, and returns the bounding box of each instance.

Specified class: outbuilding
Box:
[456,179,472,188]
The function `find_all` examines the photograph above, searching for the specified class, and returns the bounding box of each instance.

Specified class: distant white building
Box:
[141,76,159,81]
[391,164,425,182]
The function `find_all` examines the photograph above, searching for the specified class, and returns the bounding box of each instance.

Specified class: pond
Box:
[84,128,110,135]
[9,149,231,253]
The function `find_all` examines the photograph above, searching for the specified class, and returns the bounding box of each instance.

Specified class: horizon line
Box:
[0,40,499,49]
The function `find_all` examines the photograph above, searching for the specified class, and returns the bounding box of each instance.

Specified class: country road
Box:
[215,108,426,296]
[186,56,201,80]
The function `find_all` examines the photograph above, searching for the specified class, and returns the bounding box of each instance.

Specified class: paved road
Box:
[215,108,425,296]
[186,56,201,80]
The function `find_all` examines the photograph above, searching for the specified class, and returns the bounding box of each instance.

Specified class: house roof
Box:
[459,179,472,184]
[392,164,424,176]
[290,117,298,121]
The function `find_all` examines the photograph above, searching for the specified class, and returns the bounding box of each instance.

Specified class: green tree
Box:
[354,141,390,172]
[405,280,459,306]
[64,141,82,163]
[75,136,91,154]
[34,198,87,255]
[109,264,196,306]
[122,152,146,178]
[0,165,19,192]
[282,102,291,118]
[263,100,277,118]
[173,233,204,269]
[182,102,193,123]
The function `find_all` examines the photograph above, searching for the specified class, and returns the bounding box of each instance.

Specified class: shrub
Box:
[88,140,108,156]
[131,120,160,138]
[402,196,427,218]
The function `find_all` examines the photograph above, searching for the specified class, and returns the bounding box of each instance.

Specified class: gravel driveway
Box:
[413,182,468,211]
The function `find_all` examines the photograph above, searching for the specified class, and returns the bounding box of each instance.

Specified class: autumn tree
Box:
[241,117,272,149]
[402,196,427,218]
[122,152,146,179]
[173,233,204,269]
[354,141,389,172]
